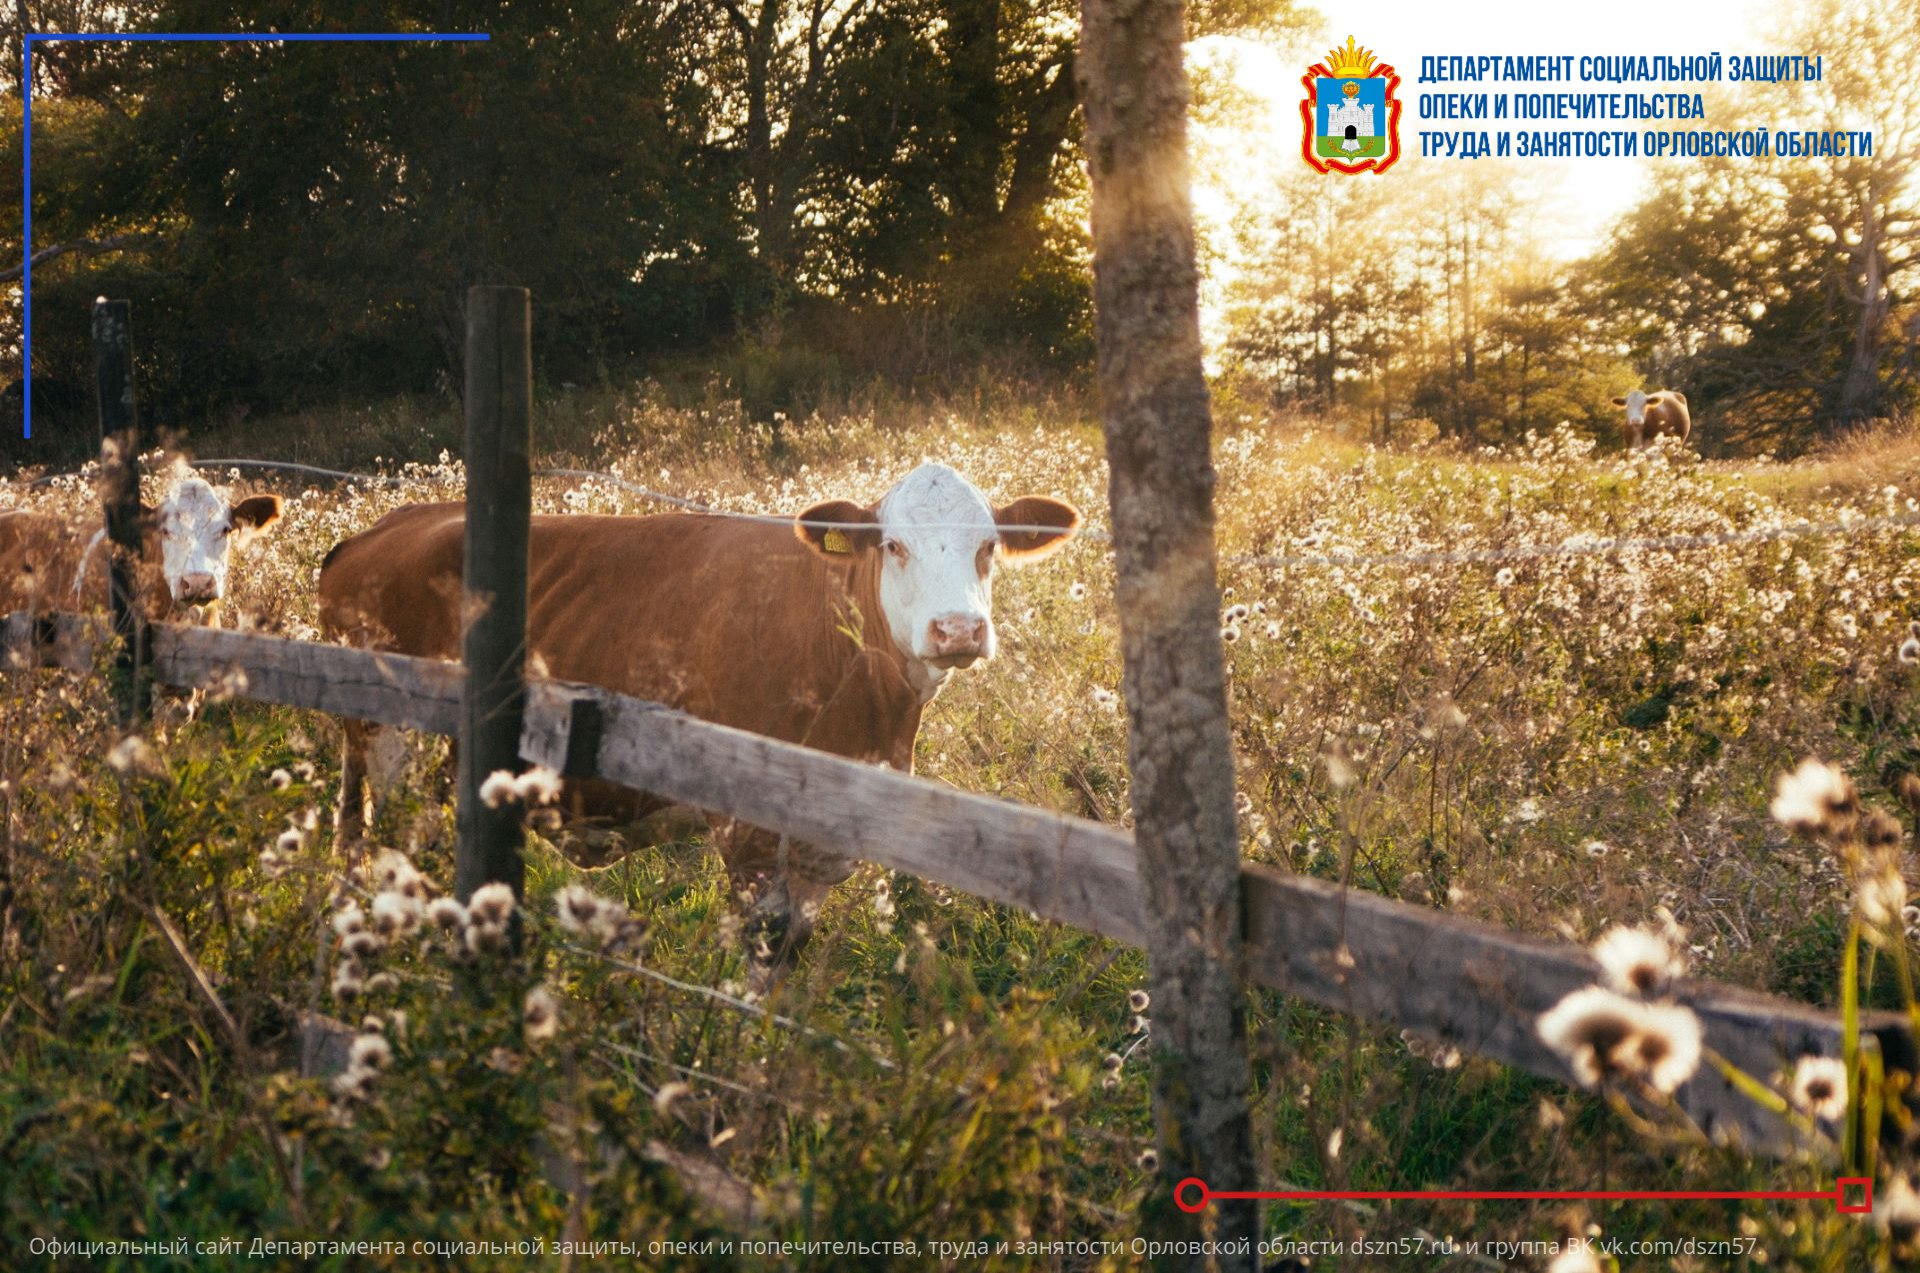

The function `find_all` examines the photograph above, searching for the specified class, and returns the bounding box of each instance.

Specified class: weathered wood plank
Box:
[150,624,465,735]
[551,682,1891,1151]
[546,688,1152,947]
[1240,867,1889,1153]
[11,610,1906,1157]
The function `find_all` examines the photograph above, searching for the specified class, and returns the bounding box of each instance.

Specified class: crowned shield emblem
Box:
[1301,36,1402,175]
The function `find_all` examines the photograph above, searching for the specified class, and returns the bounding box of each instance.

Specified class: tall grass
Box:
[4,395,1918,1266]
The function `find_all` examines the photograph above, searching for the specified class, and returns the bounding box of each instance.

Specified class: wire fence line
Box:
[8,454,1920,573]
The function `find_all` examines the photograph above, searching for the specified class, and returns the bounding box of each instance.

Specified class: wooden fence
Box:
[6,610,1908,1157]
[9,288,1908,1164]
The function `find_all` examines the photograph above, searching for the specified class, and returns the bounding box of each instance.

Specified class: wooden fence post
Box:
[1079,1,1259,1260]
[92,298,147,725]
[454,286,533,904]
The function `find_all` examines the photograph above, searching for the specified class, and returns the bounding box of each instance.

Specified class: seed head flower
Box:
[515,765,563,807]
[1769,759,1856,835]
[426,897,466,930]
[479,770,519,808]
[1625,1002,1704,1094]
[1539,987,1640,1087]
[332,902,367,938]
[331,1065,378,1102]
[269,768,292,790]
[467,882,516,927]
[1538,987,1700,1093]
[524,985,560,1042]
[1128,989,1151,1013]
[1901,635,1920,665]
[370,890,420,937]
[554,884,608,935]
[1546,1249,1602,1273]
[340,929,384,960]
[1591,925,1685,998]
[1875,1173,1920,1249]
[1787,1055,1848,1123]
[1859,869,1909,928]
[331,961,366,1003]
[106,734,156,775]
[349,1033,392,1071]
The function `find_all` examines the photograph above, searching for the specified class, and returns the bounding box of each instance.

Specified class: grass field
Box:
[4,387,1917,1267]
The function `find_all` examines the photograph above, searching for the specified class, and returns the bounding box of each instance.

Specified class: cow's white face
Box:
[796,463,1080,699]
[151,478,283,608]
[1620,390,1650,426]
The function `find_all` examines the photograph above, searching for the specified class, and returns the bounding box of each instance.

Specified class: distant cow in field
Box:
[1611,389,1691,450]
[0,476,284,626]
[318,462,1081,976]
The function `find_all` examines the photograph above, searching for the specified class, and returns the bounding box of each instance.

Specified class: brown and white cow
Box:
[0,476,284,625]
[318,462,1080,974]
[1611,389,1691,450]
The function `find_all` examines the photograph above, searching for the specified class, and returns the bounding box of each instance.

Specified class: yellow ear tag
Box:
[822,528,852,554]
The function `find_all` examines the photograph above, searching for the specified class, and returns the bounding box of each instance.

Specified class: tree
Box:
[1078,0,1257,1261]
[1588,0,1920,448]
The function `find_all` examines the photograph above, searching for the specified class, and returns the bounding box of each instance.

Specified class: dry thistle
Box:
[1769,758,1857,837]
[1786,1055,1848,1123]
[1591,925,1685,999]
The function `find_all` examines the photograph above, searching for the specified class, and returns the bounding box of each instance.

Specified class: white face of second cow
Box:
[797,463,1080,698]
[152,478,284,608]
[1619,390,1650,426]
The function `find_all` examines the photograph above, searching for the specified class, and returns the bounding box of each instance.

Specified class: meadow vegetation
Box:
[5,389,1920,1267]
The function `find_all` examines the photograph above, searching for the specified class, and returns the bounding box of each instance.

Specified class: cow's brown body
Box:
[1614,389,1691,449]
[0,511,183,623]
[320,504,924,961]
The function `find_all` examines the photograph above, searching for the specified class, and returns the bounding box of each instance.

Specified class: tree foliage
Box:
[1224,0,1918,455]
[10,0,1305,447]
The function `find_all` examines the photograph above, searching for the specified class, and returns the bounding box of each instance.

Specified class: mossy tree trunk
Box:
[1076,0,1258,1262]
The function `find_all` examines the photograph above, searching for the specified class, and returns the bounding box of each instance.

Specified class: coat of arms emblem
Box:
[1301,36,1402,175]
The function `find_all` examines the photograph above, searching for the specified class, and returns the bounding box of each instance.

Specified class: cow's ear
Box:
[996,497,1081,562]
[796,500,880,556]
[230,494,284,534]
[1610,396,1627,406]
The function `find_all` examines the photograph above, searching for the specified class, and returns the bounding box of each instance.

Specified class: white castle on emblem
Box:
[1326,92,1375,153]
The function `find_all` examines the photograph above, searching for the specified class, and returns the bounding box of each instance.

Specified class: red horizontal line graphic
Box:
[1175,1177,1874,1215]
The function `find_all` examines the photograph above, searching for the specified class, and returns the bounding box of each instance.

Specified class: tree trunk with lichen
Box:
[1076,0,1259,1262]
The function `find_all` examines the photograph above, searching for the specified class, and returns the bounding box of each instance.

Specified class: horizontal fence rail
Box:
[5,611,1905,1155]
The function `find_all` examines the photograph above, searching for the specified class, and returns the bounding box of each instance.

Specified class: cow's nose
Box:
[927,613,989,658]
[178,572,218,602]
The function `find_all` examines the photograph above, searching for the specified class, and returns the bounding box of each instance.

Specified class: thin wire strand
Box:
[191,458,412,486]
[1235,511,1920,570]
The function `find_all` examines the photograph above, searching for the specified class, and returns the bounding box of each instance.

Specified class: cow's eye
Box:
[884,540,908,563]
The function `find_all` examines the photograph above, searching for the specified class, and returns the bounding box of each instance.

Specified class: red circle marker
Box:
[1174,1178,1210,1213]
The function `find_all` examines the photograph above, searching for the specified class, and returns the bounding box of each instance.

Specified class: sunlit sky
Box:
[1191,0,1775,261]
